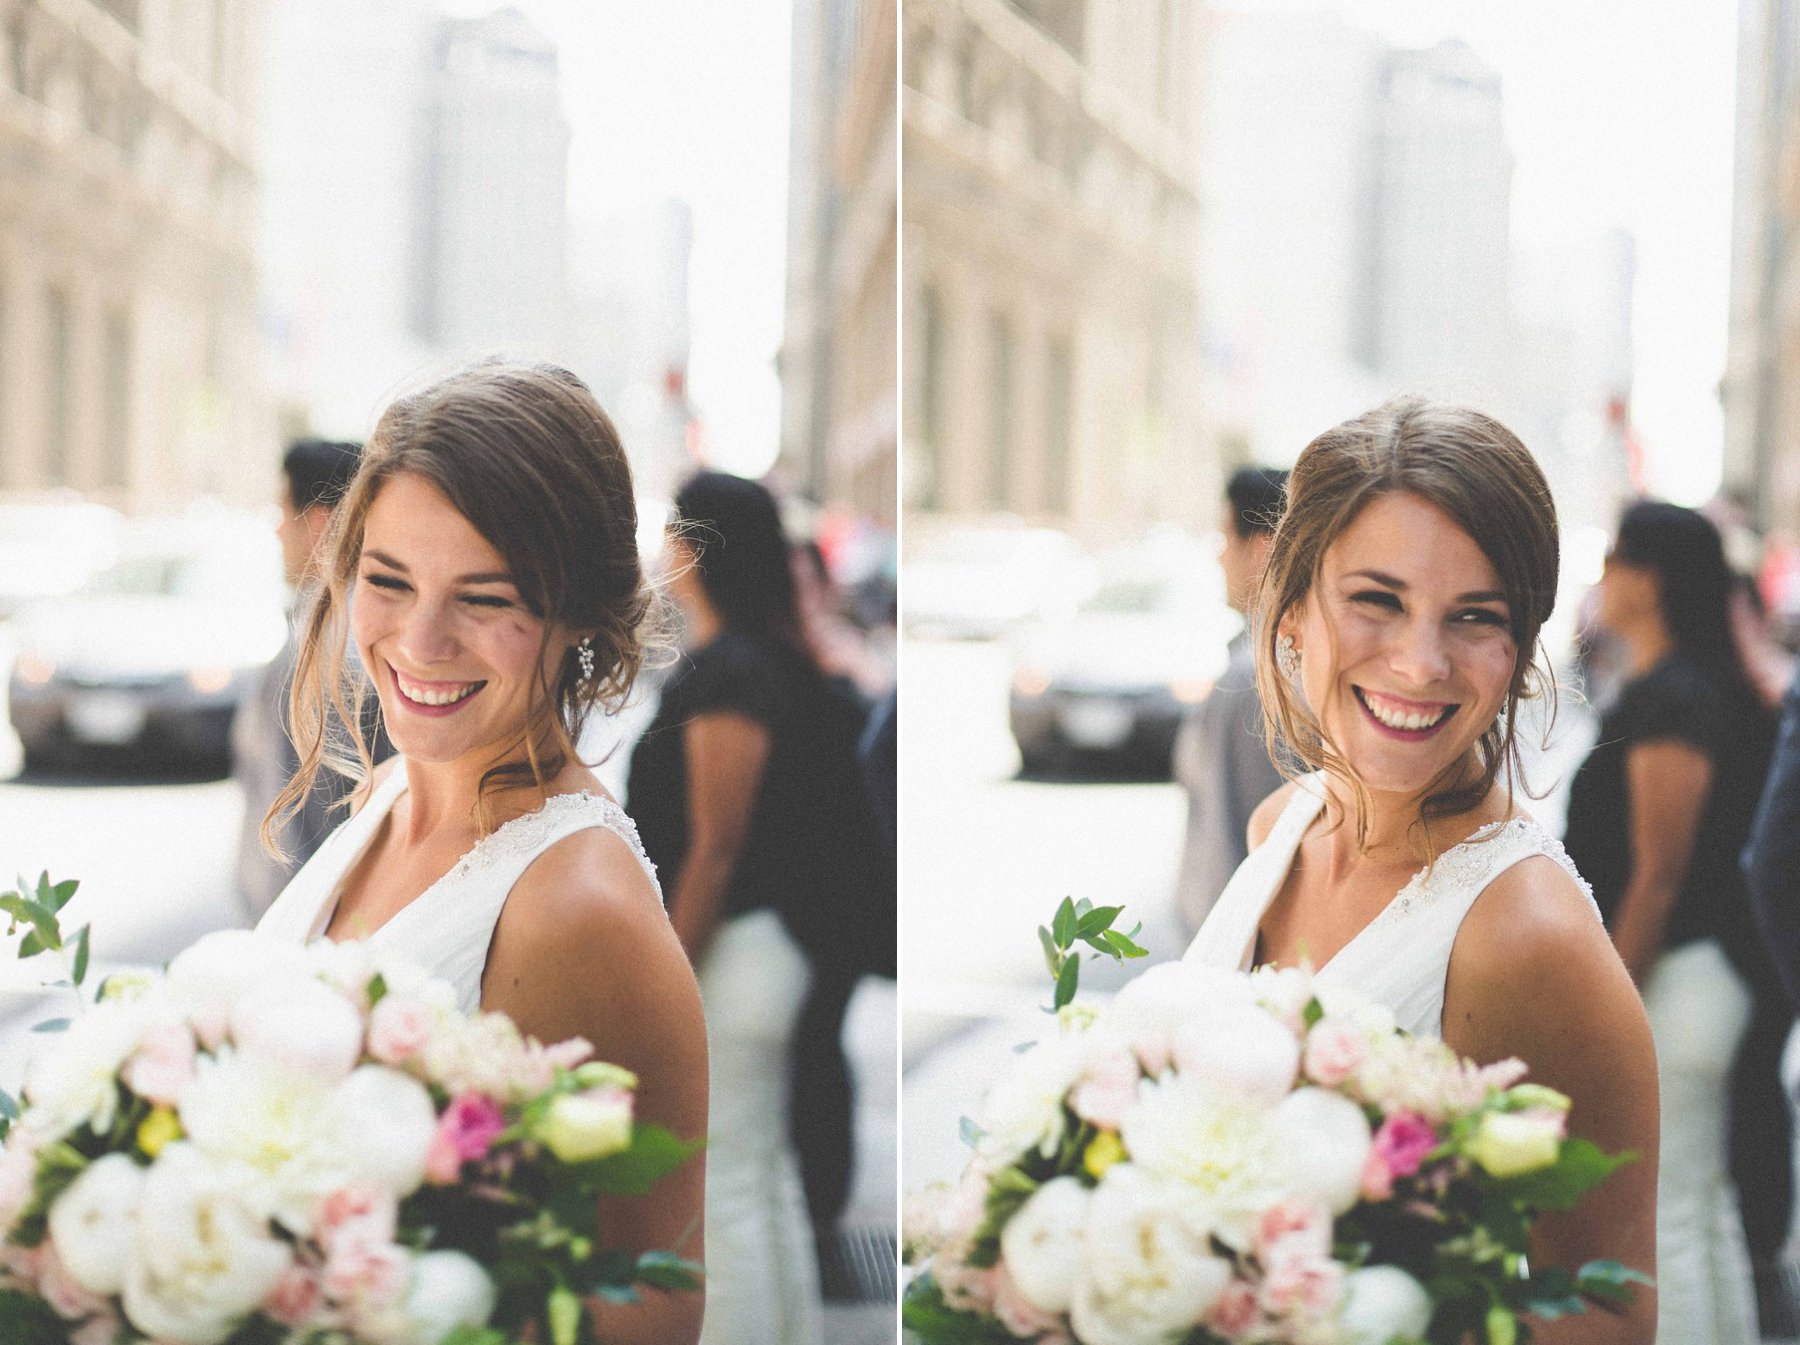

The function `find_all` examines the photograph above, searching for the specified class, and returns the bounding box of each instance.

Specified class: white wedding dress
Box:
[255,763,825,1345]
[1185,775,1758,1345]
[1182,774,1597,1036]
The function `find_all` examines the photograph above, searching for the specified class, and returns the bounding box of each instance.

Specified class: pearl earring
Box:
[1276,635,1300,679]
[576,638,596,688]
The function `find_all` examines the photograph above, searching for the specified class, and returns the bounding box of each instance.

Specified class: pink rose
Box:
[1302,1021,1368,1087]
[37,1243,106,1321]
[121,1022,197,1106]
[1477,1058,1530,1093]
[366,996,436,1065]
[323,1238,409,1309]
[262,1263,324,1326]
[993,1261,1067,1339]
[1359,1146,1395,1201]
[541,1038,594,1071]
[1207,1278,1261,1339]
[1258,1254,1345,1319]
[0,1137,41,1232]
[1372,1110,1439,1180]
[1253,1200,1331,1261]
[424,1093,508,1183]
[317,1187,397,1246]
[1069,1048,1140,1130]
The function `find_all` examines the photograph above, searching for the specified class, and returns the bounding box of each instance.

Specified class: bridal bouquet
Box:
[0,876,700,1345]
[903,902,1644,1345]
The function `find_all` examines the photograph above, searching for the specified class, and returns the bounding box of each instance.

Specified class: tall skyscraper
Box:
[412,8,570,357]
[1356,40,1513,413]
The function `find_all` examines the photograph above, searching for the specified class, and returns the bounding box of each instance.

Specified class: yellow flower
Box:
[136,1106,182,1157]
[1083,1130,1125,1179]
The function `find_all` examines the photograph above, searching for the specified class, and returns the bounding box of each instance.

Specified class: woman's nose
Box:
[397,598,462,665]
[1389,618,1452,687]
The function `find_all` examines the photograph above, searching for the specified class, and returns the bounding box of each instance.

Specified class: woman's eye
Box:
[363,573,408,592]
[1456,608,1508,626]
[460,594,514,610]
[1351,590,1402,610]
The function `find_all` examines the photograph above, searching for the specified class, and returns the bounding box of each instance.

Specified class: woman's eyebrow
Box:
[361,550,515,585]
[1344,568,1505,603]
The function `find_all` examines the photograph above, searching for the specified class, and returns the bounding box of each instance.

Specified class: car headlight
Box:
[185,666,235,696]
[1012,666,1052,698]
[1170,677,1215,705]
[14,652,56,686]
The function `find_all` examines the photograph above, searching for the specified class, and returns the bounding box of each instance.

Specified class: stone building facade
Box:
[901,0,1203,542]
[0,0,264,509]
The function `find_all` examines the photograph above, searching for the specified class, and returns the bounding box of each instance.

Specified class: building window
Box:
[989,311,1014,510]
[103,306,131,490]
[918,287,945,509]
[1045,335,1072,514]
[45,286,71,486]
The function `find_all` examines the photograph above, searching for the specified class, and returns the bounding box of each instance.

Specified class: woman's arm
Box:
[1610,739,1713,982]
[668,711,771,966]
[1446,858,1659,1345]
[485,833,710,1345]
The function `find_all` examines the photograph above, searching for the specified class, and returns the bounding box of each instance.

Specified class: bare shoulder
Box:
[1247,779,1303,851]
[494,822,674,970]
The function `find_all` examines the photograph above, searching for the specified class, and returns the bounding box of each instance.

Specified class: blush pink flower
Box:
[68,1304,121,1345]
[423,1092,509,1184]
[317,1187,398,1247]
[366,995,437,1066]
[1302,1021,1368,1087]
[1258,1254,1345,1320]
[1359,1146,1395,1201]
[993,1261,1067,1339]
[1372,1110,1439,1180]
[262,1263,325,1326]
[1069,1048,1140,1130]
[1207,1278,1261,1339]
[37,1243,107,1321]
[121,1021,198,1106]
[322,1238,409,1309]
[1253,1200,1332,1262]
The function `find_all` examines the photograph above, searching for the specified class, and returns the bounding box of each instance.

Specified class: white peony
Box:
[1170,1003,1301,1105]
[177,1048,345,1230]
[998,1176,1092,1314]
[397,1250,498,1344]
[332,1065,439,1196]
[1337,1265,1433,1345]
[121,1143,291,1345]
[1119,1076,1289,1248]
[1269,1088,1372,1215]
[976,1031,1091,1165]
[1105,962,1261,1074]
[1071,1165,1232,1345]
[229,976,366,1083]
[47,1153,146,1295]
[23,1000,154,1142]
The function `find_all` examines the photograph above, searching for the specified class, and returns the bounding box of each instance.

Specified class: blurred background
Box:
[0,0,896,1337]
[901,0,1800,1333]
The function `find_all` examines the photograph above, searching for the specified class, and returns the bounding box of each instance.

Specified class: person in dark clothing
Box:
[1562,501,1791,1334]
[1743,662,1800,1013]
[628,471,886,1325]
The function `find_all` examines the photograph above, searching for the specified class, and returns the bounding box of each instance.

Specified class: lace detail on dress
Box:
[438,791,660,897]
[1384,816,1599,923]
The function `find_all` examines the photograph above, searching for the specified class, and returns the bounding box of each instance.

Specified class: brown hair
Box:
[1254,396,1560,850]
[266,359,659,849]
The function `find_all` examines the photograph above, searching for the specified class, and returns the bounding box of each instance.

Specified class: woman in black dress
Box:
[627,471,878,1342]
[1562,500,1789,1344]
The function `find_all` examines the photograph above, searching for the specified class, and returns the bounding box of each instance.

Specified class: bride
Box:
[1185,399,1658,1344]
[255,360,708,1345]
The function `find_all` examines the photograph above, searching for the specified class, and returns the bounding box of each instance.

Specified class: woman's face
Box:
[1593,548,1659,636]
[1282,491,1518,798]
[353,472,566,767]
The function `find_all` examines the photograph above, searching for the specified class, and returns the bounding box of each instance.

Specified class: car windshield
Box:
[85,552,268,601]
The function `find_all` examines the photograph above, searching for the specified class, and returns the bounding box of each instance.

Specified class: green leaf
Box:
[1576,1260,1654,1310]
[0,1091,18,1121]
[902,1275,1018,1344]
[46,880,77,913]
[959,1115,985,1148]
[366,972,389,1006]
[71,925,89,986]
[1303,997,1325,1029]
[634,1250,704,1291]
[1075,904,1123,937]
[0,1287,67,1345]
[15,932,42,960]
[1051,897,1077,950]
[547,1284,581,1345]
[30,1019,70,1033]
[1037,925,1061,977]
[570,1124,704,1196]
[1495,1139,1634,1211]
[1098,928,1148,959]
[1052,951,1080,1009]
[0,896,57,951]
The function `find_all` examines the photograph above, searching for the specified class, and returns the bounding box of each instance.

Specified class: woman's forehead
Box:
[1322,493,1505,594]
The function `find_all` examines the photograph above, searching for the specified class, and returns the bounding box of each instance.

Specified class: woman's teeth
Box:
[1359,689,1451,731]
[396,671,482,706]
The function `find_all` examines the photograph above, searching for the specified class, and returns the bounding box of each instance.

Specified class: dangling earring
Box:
[576,637,596,689]
[1276,634,1300,679]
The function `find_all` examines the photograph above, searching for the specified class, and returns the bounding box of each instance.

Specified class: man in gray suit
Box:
[233,439,367,919]
[1171,466,1288,938]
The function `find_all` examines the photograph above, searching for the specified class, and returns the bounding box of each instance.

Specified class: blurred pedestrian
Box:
[1171,465,1288,937]
[1562,500,1791,1344]
[628,471,886,1344]
[1745,662,1800,1012]
[233,438,374,920]
[793,537,894,698]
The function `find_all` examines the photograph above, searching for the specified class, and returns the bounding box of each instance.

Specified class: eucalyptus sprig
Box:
[0,872,90,1139]
[1038,897,1148,1011]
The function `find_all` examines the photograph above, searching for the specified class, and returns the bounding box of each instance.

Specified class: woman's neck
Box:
[397,738,565,846]
[1322,756,1503,866]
